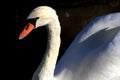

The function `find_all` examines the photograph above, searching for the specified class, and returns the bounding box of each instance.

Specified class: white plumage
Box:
[19,6,120,80]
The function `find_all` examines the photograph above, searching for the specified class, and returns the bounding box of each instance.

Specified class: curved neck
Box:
[38,18,61,80]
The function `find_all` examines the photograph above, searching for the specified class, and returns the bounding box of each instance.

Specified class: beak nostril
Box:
[25,23,30,30]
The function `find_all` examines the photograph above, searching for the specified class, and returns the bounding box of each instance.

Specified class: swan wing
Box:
[110,76,120,80]
[54,12,120,80]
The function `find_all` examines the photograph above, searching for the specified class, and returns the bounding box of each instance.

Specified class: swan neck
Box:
[40,18,61,80]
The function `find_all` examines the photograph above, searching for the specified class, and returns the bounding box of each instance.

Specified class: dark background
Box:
[5,0,120,80]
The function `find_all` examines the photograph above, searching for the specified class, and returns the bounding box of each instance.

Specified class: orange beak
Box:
[19,23,35,40]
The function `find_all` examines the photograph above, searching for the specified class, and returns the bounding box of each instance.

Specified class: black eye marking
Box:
[26,17,39,25]
[36,17,39,19]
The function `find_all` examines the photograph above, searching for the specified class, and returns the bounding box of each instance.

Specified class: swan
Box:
[18,6,120,80]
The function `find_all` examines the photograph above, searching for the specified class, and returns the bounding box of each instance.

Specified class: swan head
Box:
[19,6,58,40]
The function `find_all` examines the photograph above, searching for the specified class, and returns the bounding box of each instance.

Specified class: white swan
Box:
[19,6,120,80]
